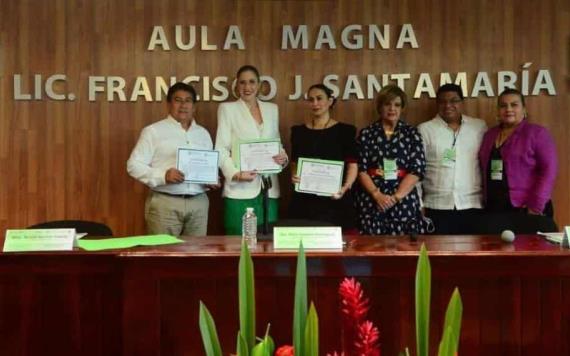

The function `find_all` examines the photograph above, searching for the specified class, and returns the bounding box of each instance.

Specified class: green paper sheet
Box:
[77,234,183,251]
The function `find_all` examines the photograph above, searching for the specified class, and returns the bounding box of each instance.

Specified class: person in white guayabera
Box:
[127,82,219,236]
[418,84,487,234]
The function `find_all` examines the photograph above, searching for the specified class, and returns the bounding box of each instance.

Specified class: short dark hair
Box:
[376,84,407,113]
[307,83,337,108]
[236,65,260,81]
[167,82,197,103]
[437,83,464,100]
[498,88,526,107]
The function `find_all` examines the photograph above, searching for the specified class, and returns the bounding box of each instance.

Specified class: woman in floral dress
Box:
[356,85,427,235]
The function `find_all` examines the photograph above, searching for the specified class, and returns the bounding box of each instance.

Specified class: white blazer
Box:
[215,99,282,199]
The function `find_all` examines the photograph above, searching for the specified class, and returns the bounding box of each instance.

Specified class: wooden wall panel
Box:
[0,0,568,236]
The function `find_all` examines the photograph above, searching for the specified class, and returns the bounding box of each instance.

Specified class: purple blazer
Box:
[478,120,557,213]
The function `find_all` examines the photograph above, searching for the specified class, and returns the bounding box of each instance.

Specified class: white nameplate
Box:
[538,231,563,244]
[273,226,343,249]
[563,226,570,248]
[3,229,76,252]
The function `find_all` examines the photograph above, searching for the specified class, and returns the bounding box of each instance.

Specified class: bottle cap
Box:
[246,207,254,213]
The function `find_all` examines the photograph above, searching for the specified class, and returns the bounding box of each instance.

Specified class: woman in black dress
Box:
[288,84,358,231]
[356,85,427,235]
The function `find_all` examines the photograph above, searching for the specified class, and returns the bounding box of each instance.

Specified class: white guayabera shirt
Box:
[127,115,214,195]
[418,114,487,210]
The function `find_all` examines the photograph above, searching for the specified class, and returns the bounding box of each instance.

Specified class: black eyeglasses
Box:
[437,98,462,105]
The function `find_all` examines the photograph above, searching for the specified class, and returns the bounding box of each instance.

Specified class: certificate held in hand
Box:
[176,148,219,184]
[295,157,344,196]
[236,139,282,174]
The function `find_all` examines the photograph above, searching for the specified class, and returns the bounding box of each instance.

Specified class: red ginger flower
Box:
[339,278,370,324]
[275,345,294,356]
[355,321,380,356]
[339,278,371,355]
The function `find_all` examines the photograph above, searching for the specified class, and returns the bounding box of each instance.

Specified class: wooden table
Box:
[1,235,569,355]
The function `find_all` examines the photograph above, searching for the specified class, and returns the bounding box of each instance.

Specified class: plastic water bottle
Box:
[242,207,257,248]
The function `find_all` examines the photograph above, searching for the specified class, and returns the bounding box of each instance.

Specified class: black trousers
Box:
[425,207,558,235]
[486,200,554,218]
[424,208,484,235]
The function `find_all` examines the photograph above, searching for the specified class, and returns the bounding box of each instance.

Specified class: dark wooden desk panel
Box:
[1,235,570,355]
[119,235,570,356]
[0,254,122,356]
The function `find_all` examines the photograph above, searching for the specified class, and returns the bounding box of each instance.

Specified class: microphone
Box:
[406,216,418,242]
[406,214,434,242]
[410,231,418,242]
[501,230,516,243]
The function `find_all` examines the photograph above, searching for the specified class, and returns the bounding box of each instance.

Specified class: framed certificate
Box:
[295,157,344,196]
[176,148,219,184]
[235,138,282,174]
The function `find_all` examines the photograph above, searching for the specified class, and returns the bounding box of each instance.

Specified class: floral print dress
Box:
[356,120,427,235]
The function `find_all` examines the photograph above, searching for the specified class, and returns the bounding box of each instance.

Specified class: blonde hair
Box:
[375,85,407,114]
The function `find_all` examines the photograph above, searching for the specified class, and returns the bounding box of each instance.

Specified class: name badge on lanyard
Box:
[383,158,398,180]
[442,147,456,168]
[491,159,503,180]
[442,128,460,168]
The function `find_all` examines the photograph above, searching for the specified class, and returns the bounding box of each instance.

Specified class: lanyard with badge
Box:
[383,158,398,180]
[442,127,460,168]
[490,131,508,181]
[380,126,399,181]
[490,158,503,180]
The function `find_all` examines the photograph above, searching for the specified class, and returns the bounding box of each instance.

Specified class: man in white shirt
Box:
[127,82,218,236]
[418,84,487,234]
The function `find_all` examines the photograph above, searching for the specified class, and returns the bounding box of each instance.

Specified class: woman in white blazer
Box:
[215,65,288,235]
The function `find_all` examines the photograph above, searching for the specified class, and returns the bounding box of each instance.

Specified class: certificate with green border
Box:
[295,157,344,196]
[176,148,219,184]
[234,138,282,174]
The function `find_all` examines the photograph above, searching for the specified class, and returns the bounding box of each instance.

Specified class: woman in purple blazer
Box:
[478,89,557,216]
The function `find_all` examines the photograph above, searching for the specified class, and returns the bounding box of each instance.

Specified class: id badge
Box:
[491,159,503,180]
[442,148,456,168]
[383,158,398,180]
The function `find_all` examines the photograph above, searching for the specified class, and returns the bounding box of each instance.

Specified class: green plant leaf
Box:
[293,242,308,356]
[415,243,431,356]
[239,239,256,351]
[250,341,270,356]
[304,302,319,356]
[236,331,248,356]
[437,326,455,356]
[256,325,275,355]
[264,334,275,355]
[198,301,223,356]
[251,329,273,356]
[446,288,463,350]
[437,288,463,356]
